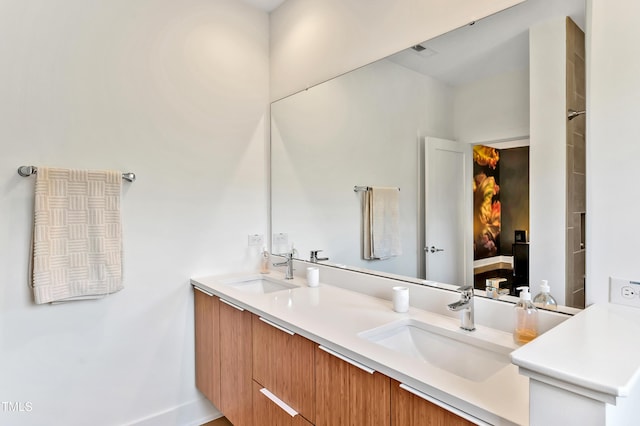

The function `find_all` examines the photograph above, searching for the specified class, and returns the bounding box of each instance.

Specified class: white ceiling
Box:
[241,0,285,12]
[387,0,585,86]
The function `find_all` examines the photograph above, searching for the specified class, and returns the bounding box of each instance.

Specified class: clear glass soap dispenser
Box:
[514,286,538,345]
[533,280,558,310]
[260,246,270,274]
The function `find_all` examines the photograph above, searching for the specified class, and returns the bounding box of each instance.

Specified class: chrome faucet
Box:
[309,250,329,263]
[447,285,475,331]
[273,252,294,279]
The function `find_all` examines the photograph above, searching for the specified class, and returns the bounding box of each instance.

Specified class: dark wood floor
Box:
[201,417,232,426]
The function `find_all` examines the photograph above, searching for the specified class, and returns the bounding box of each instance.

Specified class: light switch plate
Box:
[609,277,640,308]
[248,234,264,247]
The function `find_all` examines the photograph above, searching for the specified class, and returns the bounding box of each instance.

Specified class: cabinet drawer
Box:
[252,315,315,423]
[315,345,390,426]
[391,380,475,426]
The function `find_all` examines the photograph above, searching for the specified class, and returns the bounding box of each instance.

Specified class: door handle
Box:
[318,345,375,374]
[220,298,245,311]
[259,316,295,336]
[259,387,298,417]
[425,246,444,253]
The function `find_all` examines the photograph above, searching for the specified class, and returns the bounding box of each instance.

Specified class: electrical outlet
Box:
[247,234,264,247]
[609,277,640,308]
[621,286,636,299]
[273,233,288,246]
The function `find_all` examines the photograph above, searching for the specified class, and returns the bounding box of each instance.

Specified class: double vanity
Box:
[192,270,529,425]
[192,264,640,426]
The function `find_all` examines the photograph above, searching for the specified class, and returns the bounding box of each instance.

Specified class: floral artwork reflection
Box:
[473,146,501,259]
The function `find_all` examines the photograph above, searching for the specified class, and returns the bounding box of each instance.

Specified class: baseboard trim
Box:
[125,396,222,426]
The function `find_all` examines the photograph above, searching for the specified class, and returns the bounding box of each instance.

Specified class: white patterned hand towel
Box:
[30,168,123,304]
[363,187,402,260]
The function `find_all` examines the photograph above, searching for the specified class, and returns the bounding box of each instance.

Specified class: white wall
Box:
[269,0,525,101]
[0,1,268,425]
[529,17,568,305]
[453,68,530,144]
[271,59,453,277]
[587,0,640,305]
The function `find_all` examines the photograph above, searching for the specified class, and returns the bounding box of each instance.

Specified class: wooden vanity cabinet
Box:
[219,299,254,426]
[194,288,254,426]
[391,380,473,426]
[195,288,479,425]
[252,315,315,424]
[315,345,391,426]
[194,287,221,407]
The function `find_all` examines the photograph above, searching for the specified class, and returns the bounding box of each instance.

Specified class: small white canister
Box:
[306,267,320,287]
[392,286,409,313]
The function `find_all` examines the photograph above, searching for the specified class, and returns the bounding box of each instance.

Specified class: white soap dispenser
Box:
[533,280,558,310]
[514,286,538,345]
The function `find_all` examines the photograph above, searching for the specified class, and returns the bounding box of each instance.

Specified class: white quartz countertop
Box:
[191,272,529,425]
[511,303,640,402]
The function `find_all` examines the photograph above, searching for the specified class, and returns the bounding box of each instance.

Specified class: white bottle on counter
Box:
[533,280,557,310]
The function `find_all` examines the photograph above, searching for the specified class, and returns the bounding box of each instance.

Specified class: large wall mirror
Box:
[271,0,586,310]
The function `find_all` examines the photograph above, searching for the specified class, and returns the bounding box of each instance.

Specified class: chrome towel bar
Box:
[353,185,399,192]
[17,166,136,182]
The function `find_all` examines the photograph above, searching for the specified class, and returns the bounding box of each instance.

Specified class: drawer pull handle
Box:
[399,383,488,426]
[259,317,295,335]
[193,286,213,297]
[318,345,375,374]
[220,298,245,311]
[259,387,298,417]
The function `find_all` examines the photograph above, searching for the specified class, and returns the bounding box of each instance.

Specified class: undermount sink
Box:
[358,319,511,382]
[220,275,298,294]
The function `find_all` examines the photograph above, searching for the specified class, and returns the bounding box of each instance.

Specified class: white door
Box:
[424,137,472,286]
